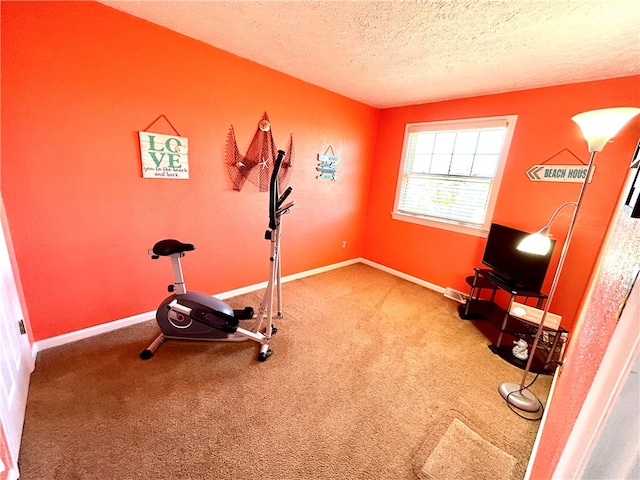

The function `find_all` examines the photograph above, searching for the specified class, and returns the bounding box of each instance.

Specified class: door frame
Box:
[552,267,640,478]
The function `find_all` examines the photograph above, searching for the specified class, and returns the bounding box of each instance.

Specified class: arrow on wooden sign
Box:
[527,166,545,180]
[526,164,591,183]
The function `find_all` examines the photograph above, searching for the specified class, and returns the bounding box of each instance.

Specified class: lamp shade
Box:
[572,107,640,152]
[517,228,552,255]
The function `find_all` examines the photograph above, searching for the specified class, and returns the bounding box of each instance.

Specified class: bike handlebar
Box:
[277,186,292,209]
[269,150,286,230]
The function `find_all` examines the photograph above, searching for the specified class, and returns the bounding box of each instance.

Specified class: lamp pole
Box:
[499,151,596,411]
[519,151,595,386]
[499,106,640,412]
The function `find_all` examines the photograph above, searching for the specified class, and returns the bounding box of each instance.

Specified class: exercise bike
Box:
[140,150,293,362]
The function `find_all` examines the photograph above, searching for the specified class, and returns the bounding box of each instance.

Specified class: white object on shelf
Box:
[512,339,529,360]
[509,301,562,330]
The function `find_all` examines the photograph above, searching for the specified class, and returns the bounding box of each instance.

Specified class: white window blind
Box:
[393,115,517,236]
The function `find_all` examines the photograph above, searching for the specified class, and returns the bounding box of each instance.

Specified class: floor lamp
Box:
[499,107,640,412]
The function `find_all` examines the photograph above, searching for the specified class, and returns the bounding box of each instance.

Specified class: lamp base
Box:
[498,382,541,412]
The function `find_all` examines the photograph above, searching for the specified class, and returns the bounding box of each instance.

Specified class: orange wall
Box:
[363,77,640,332]
[532,169,640,478]
[1,1,378,341]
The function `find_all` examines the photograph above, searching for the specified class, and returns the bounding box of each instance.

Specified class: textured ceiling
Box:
[99,1,640,108]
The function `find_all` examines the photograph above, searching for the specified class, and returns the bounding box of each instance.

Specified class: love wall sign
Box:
[139,132,189,179]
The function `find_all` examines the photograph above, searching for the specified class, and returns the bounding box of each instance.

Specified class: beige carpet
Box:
[18,263,551,479]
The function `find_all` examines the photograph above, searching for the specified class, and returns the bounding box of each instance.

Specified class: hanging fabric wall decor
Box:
[226,112,294,191]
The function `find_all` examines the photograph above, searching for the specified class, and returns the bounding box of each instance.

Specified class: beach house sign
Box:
[139,131,189,179]
[525,148,590,183]
[526,164,590,183]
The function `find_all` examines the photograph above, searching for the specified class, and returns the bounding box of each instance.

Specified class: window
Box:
[392,115,517,236]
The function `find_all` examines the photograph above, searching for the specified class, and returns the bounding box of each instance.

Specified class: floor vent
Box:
[443,287,468,304]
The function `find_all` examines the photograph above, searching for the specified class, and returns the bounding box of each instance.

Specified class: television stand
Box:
[458,268,566,374]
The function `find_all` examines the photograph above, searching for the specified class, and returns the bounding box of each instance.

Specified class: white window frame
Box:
[392,115,517,237]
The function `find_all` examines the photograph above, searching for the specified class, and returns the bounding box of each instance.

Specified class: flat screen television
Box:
[482,223,555,293]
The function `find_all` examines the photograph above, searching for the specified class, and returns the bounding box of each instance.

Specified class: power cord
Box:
[504,360,564,421]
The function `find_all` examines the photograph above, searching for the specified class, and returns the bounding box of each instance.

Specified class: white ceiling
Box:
[100,1,640,108]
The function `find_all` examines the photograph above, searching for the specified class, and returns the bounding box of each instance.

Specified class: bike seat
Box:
[152,239,195,256]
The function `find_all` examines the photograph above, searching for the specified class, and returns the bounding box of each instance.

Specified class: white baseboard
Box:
[359,258,445,293]
[33,257,442,352]
[34,257,362,352]
[214,257,361,300]
[35,311,156,352]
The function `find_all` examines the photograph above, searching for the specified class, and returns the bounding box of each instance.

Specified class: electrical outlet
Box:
[342,241,347,248]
